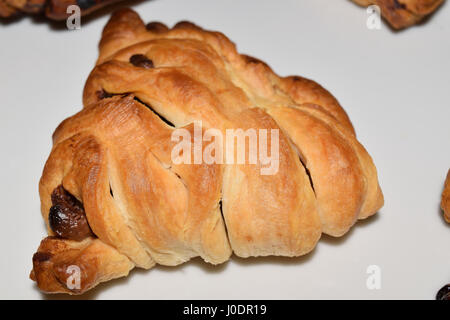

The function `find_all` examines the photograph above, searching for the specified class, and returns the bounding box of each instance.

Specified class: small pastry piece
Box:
[351,0,444,29]
[441,170,450,223]
[31,8,384,294]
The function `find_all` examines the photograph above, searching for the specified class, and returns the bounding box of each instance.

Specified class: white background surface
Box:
[0,0,449,300]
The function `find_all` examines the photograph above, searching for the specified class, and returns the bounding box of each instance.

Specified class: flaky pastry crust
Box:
[31,8,384,294]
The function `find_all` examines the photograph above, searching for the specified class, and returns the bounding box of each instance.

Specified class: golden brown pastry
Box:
[351,0,444,29]
[441,170,450,223]
[0,0,123,20]
[31,8,384,294]
[2,0,443,27]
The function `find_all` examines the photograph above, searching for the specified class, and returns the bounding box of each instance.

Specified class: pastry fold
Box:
[31,8,384,294]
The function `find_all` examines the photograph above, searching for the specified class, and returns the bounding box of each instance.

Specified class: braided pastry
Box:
[351,0,444,29]
[30,8,384,294]
[442,170,450,223]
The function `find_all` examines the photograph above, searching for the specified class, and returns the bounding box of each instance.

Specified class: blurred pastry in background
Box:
[1,0,445,28]
[0,0,125,20]
[351,0,444,29]
[442,170,450,223]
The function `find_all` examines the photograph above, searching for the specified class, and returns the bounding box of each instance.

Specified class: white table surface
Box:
[0,0,449,300]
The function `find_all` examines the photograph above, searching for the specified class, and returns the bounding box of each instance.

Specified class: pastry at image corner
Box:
[351,0,444,29]
[30,8,384,295]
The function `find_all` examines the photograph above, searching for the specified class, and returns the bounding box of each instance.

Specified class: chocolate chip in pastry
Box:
[145,21,169,33]
[31,8,384,295]
[129,54,154,69]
